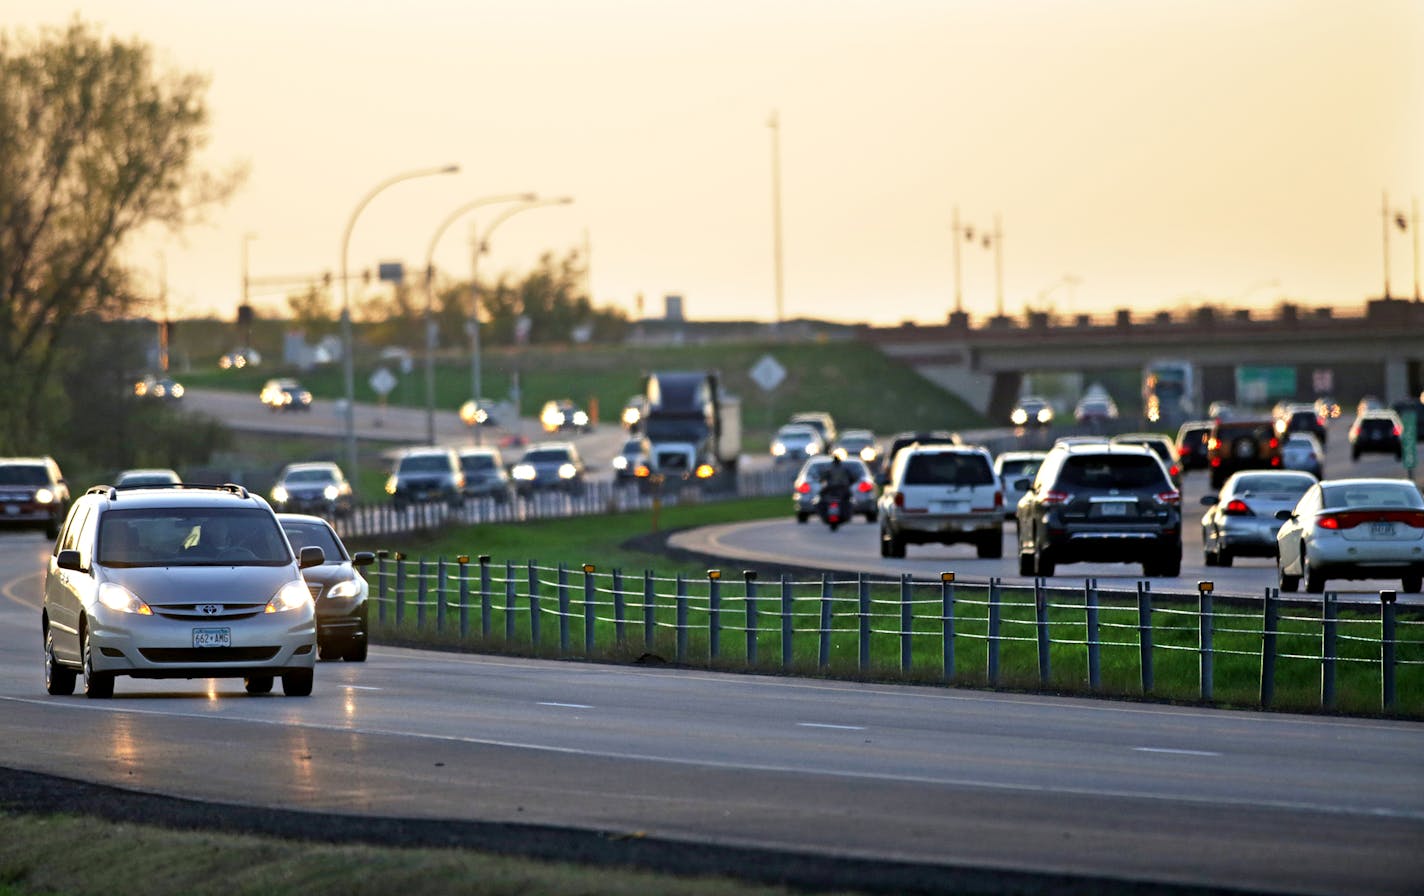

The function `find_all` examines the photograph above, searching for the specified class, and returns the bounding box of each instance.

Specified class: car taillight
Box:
[1317,415,1326,427]
[1268,437,1279,449]
[1169,464,1180,479]
[1270,456,1281,467]
[1210,457,1222,467]
[1177,445,1189,457]
[1207,437,1219,451]
[856,480,874,492]
[1154,490,1181,506]
[894,492,905,507]
[994,491,1004,509]
[1316,514,1342,530]
[1224,499,1252,515]
[1041,490,1069,506]
[795,482,811,494]
[1395,424,1404,437]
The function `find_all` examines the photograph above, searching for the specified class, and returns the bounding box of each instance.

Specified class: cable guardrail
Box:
[365,555,1423,714]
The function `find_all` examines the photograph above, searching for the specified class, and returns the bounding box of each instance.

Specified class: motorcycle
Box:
[816,488,852,531]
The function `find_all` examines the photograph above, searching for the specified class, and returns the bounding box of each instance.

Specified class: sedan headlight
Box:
[860,447,877,462]
[98,583,152,615]
[612,456,629,470]
[34,488,54,504]
[557,463,577,479]
[1037,408,1054,424]
[771,442,786,456]
[384,475,398,495]
[327,578,363,600]
[271,485,289,503]
[265,581,311,614]
[512,464,536,480]
[323,485,339,500]
[572,410,589,427]
[1010,409,1029,425]
[170,383,185,398]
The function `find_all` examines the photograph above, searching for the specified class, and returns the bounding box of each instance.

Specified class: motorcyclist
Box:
[818,454,855,516]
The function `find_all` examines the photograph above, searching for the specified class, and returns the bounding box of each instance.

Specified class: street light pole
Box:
[422,192,537,445]
[469,197,574,439]
[768,110,785,328]
[340,164,459,480]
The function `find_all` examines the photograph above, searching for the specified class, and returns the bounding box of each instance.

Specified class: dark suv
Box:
[0,457,70,539]
[1207,418,1281,489]
[1275,403,1328,447]
[1016,443,1182,578]
[385,447,465,510]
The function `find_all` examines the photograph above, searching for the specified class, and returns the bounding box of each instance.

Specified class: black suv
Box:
[1015,443,1182,578]
[385,447,465,510]
[0,456,70,539]
[1207,418,1281,489]
[1275,403,1328,447]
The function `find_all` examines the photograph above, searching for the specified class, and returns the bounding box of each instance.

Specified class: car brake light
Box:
[1169,464,1180,479]
[894,492,905,507]
[1224,499,1252,515]
[1177,446,1189,458]
[994,491,1004,509]
[1268,437,1279,449]
[856,480,874,493]
[1210,457,1221,467]
[1207,437,1219,451]
[1154,490,1180,506]
[1041,490,1069,505]
[1395,424,1404,437]
[1316,514,1341,530]
[795,482,811,494]
[1270,456,1281,467]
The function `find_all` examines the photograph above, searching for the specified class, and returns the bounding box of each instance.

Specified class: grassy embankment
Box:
[355,497,1423,719]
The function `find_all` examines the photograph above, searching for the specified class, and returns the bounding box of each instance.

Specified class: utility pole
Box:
[768,110,785,328]
[1383,190,1393,300]
[952,205,964,315]
[1414,197,1420,302]
[993,214,1005,318]
[158,253,169,372]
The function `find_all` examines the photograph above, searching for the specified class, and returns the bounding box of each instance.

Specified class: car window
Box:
[399,455,453,473]
[1057,455,1166,489]
[0,464,49,485]
[524,449,572,463]
[1233,474,1314,496]
[98,507,292,567]
[280,520,346,562]
[1320,483,1424,509]
[461,455,496,471]
[286,468,337,483]
[998,459,1042,479]
[903,453,993,486]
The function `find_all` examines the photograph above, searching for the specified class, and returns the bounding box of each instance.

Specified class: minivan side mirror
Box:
[299,546,326,569]
[56,549,83,572]
[351,551,376,568]
[1275,509,1293,521]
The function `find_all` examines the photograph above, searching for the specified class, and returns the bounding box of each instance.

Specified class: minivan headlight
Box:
[98,583,152,615]
[512,464,536,480]
[265,581,312,614]
[34,488,54,504]
[271,485,289,503]
[327,578,362,600]
[558,463,577,479]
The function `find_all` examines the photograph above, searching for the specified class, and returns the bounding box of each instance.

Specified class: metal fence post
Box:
[1137,580,1154,695]
[612,569,626,646]
[1322,592,1338,709]
[394,554,407,627]
[858,573,870,672]
[558,563,571,656]
[941,573,955,682]
[528,561,541,649]
[376,550,389,625]
[583,564,597,655]
[435,557,447,633]
[455,556,469,638]
[1086,579,1100,692]
[987,578,1001,686]
[744,571,759,666]
[643,570,656,651]
[504,561,516,642]
[708,570,722,662]
[416,558,428,630]
[1260,587,1278,708]
[1035,578,1050,686]
[675,573,688,663]
[900,574,913,673]
[781,573,793,669]
[1198,580,1215,702]
[818,573,833,670]
[1381,590,1397,711]
[479,555,492,638]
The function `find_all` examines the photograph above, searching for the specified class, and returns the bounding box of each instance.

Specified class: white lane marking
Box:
[798,722,865,731]
[3,694,1419,822]
[345,686,382,691]
[539,701,592,709]
[1134,747,1222,757]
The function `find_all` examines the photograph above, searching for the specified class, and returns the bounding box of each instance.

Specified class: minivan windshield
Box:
[98,507,292,567]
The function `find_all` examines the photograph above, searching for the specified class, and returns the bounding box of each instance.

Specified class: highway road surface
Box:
[2,531,1421,894]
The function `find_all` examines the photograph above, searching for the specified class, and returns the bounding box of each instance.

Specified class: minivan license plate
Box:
[193,628,231,648]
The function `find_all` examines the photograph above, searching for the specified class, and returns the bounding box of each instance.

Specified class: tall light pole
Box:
[340,164,459,479]
[470,197,574,437]
[240,232,257,351]
[768,110,785,328]
[422,192,537,445]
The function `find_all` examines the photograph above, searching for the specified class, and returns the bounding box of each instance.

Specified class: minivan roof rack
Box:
[93,482,249,500]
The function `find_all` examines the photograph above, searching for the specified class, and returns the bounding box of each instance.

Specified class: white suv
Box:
[877,445,1004,559]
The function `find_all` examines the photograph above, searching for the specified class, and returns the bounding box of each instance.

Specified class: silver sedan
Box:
[1275,478,1424,594]
[1200,470,1316,567]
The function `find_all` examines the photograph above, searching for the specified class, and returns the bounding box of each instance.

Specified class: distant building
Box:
[664,294,684,321]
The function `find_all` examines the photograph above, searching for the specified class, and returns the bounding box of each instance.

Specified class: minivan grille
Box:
[138,647,280,663]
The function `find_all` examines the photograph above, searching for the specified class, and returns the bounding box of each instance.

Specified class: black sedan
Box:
[277,513,374,661]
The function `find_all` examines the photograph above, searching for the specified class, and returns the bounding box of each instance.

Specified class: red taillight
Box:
[1177,446,1189,458]
[856,480,874,493]
[1041,490,1069,506]
[1321,510,1424,529]
[1395,424,1404,437]
[1210,457,1222,467]
[1270,456,1281,467]
[1154,490,1181,506]
[1207,437,1220,451]
[1316,514,1342,530]
[1317,415,1326,428]
[1169,464,1181,479]
[894,492,905,507]
[1224,499,1252,515]
[795,482,811,494]
[994,491,1004,509]
[1268,437,1279,449]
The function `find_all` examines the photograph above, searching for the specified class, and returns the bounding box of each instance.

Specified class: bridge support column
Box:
[1385,357,1410,401]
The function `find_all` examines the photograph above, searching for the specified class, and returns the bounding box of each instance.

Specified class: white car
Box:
[878,445,1003,559]
[1275,478,1424,594]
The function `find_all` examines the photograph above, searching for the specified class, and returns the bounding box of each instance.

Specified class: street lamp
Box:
[422,192,538,444]
[469,197,574,439]
[340,164,459,479]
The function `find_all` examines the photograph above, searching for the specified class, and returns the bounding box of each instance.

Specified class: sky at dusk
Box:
[6,0,1423,326]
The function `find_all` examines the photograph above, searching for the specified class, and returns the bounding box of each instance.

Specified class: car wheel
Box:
[1351,449,1360,461]
[1034,548,1055,577]
[281,669,314,697]
[1204,549,1218,568]
[796,512,809,524]
[318,644,337,661]
[1403,573,1423,595]
[244,676,274,695]
[45,517,60,541]
[343,639,368,662]
[45,624,76,696]
[1210,470,1224,490]
[881,526,905,558]
[1304,556,1326,594]
[864,511,877,523]
[1018,551,1034,577]
[976,532,1003,559]
[1277,557,1300,593]
[1217,549,1233,568]
[82,624,113,699]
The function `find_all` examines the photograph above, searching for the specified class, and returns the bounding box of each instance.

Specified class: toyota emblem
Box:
[199,604,222,616]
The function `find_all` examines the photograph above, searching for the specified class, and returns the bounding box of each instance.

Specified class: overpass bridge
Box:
[863,297,1424,421]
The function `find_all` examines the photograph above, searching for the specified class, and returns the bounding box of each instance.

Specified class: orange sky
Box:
[7,0,1423,326]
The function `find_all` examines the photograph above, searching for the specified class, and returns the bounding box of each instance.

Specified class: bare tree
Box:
[0,19,241,452]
